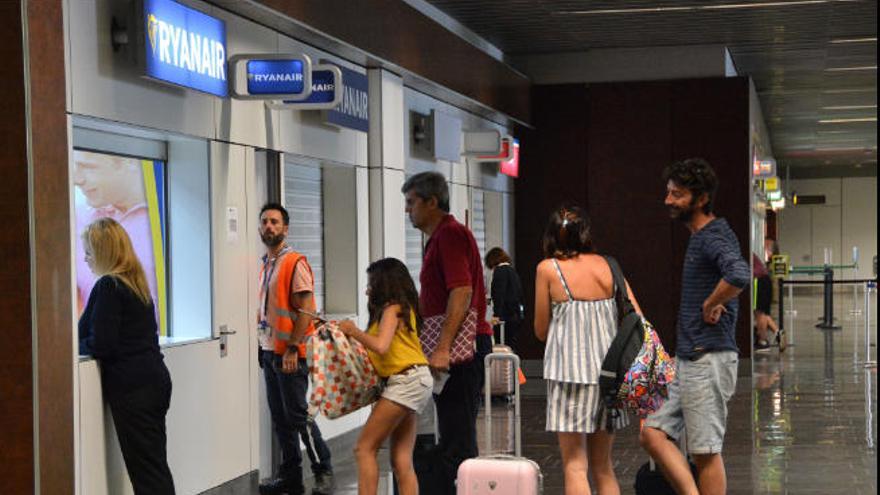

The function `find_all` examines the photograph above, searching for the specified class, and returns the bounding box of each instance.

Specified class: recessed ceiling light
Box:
[825,66,878,72]
[821,105,878,110]
[554,0,851,15]
[818,117,877,123]
[822,88,876,94]
[830,37,878,44]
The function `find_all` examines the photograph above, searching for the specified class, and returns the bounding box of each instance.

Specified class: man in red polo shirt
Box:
[402,171,492,493]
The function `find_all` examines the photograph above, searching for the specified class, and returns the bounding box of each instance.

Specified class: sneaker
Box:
[755,340,770,350]
[259,477,305,495]
[312,471,335,495]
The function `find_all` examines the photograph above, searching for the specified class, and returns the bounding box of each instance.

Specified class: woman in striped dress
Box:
[534,205,642,495]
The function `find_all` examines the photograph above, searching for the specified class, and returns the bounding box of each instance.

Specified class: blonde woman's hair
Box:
[82,218,152,305]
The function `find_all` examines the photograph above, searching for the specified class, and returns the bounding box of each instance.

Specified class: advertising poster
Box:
[73,150,168,336]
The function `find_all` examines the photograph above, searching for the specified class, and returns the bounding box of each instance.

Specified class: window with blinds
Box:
[283,163,325,310]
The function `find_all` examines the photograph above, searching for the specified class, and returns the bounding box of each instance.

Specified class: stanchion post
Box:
[817,266,842,330]
[865,281,876,368]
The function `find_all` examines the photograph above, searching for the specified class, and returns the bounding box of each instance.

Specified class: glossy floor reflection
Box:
[306,290,876,495]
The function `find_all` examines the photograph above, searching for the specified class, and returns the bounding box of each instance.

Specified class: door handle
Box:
[219,325,236,358]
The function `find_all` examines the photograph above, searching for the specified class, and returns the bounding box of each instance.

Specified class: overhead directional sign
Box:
[228,53,312,100]
[266,64,343,110]
[142,0,228,97]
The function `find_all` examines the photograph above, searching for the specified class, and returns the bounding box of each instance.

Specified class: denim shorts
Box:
[645,350,738,455]
[381,365,433,413]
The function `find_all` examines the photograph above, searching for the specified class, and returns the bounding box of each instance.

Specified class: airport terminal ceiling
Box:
[425,0,878,174]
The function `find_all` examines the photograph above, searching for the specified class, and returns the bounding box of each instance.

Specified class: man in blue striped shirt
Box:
[641,158,749,495]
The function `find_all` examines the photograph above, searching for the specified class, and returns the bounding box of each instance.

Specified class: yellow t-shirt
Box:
[366,308,428,378]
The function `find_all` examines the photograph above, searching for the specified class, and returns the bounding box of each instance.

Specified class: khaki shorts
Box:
[381,365,433,413]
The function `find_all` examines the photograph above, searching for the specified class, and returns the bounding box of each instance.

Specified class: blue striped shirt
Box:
[677,218,749,359]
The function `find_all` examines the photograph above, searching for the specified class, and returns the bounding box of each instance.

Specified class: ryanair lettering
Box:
[248,73,304,83]
[147,12,226,81]
[339,86,368,120]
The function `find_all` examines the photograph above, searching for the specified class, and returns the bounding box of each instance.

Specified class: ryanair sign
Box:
[229,54,313,100]
[266,65,343,111]
[142,0,227,97]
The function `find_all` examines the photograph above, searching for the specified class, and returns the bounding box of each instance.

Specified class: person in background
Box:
[402,171,491,493]
[485,246,525,352]
[641,158,750,495]
[256,203,334,495]
[338,258,433,495]
[753,251,784,351]
[78,217,174,495]
[534,205,642,495]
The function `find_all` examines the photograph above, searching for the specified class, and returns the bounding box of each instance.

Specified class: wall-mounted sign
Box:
[752,156,776,179]
[266,64,343,110]
[499,139,520,178]
[324,66,369,133]
[247,59,305,95]
[770,254,790,277]
[463,130,502,156]
[763,176,780,192]
[142,0,228,97]
[477,135,514,162]
[228,53,312,100]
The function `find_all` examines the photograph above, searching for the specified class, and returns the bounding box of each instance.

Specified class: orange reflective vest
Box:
[259,249,317,356]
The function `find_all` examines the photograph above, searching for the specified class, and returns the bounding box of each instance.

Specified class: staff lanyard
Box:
[260,245,292,323]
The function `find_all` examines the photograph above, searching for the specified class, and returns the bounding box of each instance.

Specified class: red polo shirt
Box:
[420,214,492,335]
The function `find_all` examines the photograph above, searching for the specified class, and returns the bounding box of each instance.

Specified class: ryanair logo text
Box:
[146,12,226,81]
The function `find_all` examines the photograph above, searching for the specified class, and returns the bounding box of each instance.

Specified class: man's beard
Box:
[261,231,285,248]
[669,203,697,223]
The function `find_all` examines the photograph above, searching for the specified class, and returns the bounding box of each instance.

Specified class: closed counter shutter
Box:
[405,215,424,292]
[472,188,486,261]
[283,163,325,310]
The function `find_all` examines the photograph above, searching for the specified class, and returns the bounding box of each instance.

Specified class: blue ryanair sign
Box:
[326,66,369,133]
[142,0,227,97]
[246,59,306,95]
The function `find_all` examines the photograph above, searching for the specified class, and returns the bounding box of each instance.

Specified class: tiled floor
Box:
[307,289,876,494]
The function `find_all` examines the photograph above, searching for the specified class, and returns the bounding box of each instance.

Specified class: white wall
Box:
[779,177,877,279]
[403,88,516,261]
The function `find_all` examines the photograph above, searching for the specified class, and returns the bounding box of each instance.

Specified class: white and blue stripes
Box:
[542,259,619,385]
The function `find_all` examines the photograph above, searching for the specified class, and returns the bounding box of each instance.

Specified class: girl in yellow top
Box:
[339,258,433,495]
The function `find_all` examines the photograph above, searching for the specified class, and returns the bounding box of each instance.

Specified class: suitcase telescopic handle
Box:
[484,352,521,457]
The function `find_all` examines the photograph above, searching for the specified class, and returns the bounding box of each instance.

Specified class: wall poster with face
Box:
[73,149,168,336]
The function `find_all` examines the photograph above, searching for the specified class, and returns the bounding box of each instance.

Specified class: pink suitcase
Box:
[456,353,543,494]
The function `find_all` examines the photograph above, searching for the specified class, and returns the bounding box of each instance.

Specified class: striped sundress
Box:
[544,259,630,433]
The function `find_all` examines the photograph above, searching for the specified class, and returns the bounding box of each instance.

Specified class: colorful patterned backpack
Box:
[599,257,676,427]
[306,322,382,419]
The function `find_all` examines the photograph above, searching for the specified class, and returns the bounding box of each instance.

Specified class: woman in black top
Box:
[79,218,175,494]
[485,247,525,352]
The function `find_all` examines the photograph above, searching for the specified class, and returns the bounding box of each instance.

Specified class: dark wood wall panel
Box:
[516,77,752,361]
[670,77,752,357]
[515,85,590,359]
[586,81,680,351]
[29,0,75,490]
[0,2,35,493]
[0,1,73,492]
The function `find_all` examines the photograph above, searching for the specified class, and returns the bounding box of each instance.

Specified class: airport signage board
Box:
[246,59,306,95]
[499,139,520,178]
[325,66,369,132]
[228,53,313,100]
[142,0,228,97]
[267,65,343,110]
